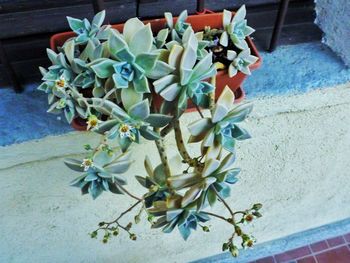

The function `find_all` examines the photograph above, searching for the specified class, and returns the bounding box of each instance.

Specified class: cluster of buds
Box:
[91,221,138,244]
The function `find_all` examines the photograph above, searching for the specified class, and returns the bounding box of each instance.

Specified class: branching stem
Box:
[173,119,195,166]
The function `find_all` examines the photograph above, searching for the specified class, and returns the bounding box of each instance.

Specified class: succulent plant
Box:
[88,17,175,110]
[37,49,86,123]
[220,5,255,50]
[149,198,210,240]
[153,28,170,49]
[188,86,252,156]
[153,27,216,115]
[64,147,132,199]
[135,156,170,208]
[164,10,190,42]
[227,49,258,77]
[39,8,262,258]
[67,10,111,45]
[168,152,240,209]
[87,98,172,151]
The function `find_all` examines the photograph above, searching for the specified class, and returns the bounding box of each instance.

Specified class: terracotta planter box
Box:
[50,12,261,130]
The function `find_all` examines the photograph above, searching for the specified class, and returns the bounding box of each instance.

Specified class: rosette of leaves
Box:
[187,86,252,157]
[67,10,111,45]
[153,27,216,115]
[89,18,172,101]
[67,40,107,97]
[168,152,240,209]
[64,148,132,199]
[135,156,170,208]
[37,49,85,123]
[227,49,258,77]
[219,5,255,50]
[164,10,190,42]
[88,98,172,151]
[153,28,169,49]
[165,19,210,59]
[148,197,210,240]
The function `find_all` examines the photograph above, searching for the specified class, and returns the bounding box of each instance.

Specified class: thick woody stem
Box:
[154,127,173,191]
[173,119,195,166]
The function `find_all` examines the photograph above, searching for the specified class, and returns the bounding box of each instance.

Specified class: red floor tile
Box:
[275,246,311,262]
[256,256,275,263]
[344,233,350,243]
[315,246,350,263]
[327,236,345,247]
[297,256,317,263]
[310,241,328,253]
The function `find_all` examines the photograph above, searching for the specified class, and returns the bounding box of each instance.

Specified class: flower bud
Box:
[229,245,239,257]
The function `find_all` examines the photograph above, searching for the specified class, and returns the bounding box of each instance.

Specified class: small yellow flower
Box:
[86,115,99,130]
[81,158,93,171]
[55,76,66,88]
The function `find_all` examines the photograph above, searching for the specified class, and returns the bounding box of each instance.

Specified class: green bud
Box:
[252,211,262,218]
[227,218,234,224]
[129,233,137,241]
[242,234,250,242]
[98,222,105,227]
[134,215,141,224]
[202,226,210,232]
[222,242,229,251]
[234,226,242,236]
[112,230,119,236]
[229,245,239,257]
[252,203,263,211]
[84,144,92,150]
[147,214,155,223]
[126,222,132,230]
[102,238,108,244]
[90,231,98,238]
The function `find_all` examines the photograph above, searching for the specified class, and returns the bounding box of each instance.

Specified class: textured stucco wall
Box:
[315,0,350,66]
[1,84,350,263]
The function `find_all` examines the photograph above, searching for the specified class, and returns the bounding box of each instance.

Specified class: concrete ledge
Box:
[2,83,349,170]
[1,83,350,262]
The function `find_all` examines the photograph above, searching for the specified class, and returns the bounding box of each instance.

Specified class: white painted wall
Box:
[1,84,350,263]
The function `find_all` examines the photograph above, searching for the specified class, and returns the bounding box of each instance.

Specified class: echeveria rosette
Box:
[68,40,106,96]
[164,10,190,42]
[89,98,172,152]
[149,198,210,240]
[188,86,252,157]
[37,49,84,123]
[135,156,170,208]
[90,18,161,91]
[64,148,132,199]
[220,5,255,50]
[227,49,258,77]
[168,152,240,209]
[67,10,111,45]
[153,28,216,116]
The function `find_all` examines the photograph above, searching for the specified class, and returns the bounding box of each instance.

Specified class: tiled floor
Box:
[251,232,350,263]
